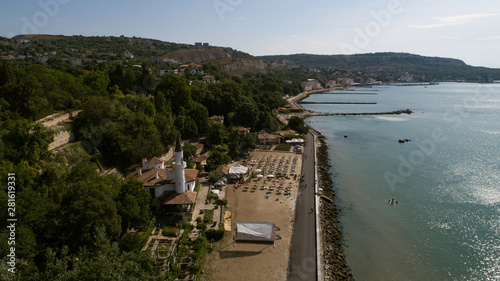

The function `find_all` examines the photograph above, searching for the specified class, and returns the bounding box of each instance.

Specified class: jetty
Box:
[302,109,413,118]
[300,101,376,105]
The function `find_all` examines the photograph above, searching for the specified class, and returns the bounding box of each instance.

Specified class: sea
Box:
[302,82,500,281]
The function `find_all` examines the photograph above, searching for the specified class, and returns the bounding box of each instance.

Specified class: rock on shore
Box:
[314,130,352,281]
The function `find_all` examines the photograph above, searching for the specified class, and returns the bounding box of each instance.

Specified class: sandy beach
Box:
[201,150,302,281]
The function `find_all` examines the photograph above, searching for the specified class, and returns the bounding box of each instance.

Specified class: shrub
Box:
[206,229,225,241]
[162,226,177,237]
[196,222,207,232]
[274,143,292,151]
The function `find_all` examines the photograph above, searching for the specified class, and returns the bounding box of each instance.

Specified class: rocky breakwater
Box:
[313,130,351,281]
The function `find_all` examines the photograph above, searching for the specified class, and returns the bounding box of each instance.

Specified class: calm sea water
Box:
[303,83,500,281]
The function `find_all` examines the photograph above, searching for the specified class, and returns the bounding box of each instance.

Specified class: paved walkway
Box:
[190,180,225,238]
[288,131,317,281]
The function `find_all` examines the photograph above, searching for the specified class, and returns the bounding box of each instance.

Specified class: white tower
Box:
[172,136,186,194]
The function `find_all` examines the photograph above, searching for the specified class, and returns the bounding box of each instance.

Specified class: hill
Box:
[6,34,266,75]
[259,53,500,82]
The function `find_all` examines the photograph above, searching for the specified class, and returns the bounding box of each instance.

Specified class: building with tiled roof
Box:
[160,191,197,205]
[126,137,198,211]
[257,132,283,145]
[209,115,224,123]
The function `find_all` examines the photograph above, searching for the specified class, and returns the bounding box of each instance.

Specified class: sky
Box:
[2,0,500,68]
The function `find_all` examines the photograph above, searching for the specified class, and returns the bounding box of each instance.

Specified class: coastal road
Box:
[288,131,317,281]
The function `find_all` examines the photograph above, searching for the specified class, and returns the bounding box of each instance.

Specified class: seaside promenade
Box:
[288,131,319,281]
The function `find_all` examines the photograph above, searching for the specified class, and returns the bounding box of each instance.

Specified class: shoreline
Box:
[310,128,351,280]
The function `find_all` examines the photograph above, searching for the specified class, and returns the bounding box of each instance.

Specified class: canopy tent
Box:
[229,165,249,175]
[234,222,276,247]
[229,165,250,182]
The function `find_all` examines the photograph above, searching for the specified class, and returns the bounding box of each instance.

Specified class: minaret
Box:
[172,136,186,194]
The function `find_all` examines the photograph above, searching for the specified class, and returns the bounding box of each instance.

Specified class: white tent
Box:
[229,165,249,175]
[235,222,276,247]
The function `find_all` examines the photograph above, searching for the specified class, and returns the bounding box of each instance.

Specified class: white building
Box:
[126,137,198,211]
[301,79,322,91]
[400,72,413,83]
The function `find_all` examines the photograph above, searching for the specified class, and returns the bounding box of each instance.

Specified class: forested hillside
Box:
[259,53,500,82]
[0,41,303,279]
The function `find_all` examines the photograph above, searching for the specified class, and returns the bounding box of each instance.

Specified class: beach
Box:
[202,150,303,281]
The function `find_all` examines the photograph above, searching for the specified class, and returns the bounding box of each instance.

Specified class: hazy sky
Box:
[2,0,500,68]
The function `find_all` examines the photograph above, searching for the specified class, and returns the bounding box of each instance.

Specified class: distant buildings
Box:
[338,77,354,86]
[209,115,224,124]
[325,80,338,88]
[301,79,322,91]
[195,42,210,47]
[400,72,413,83]
[202,75,216,82]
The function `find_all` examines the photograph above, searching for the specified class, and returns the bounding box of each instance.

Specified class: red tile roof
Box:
[185,169,199,182]
[127,168,198,186]
[126,169,167,187]
[216,165,230,175]
[190,156,207,163]
[161,191,197,205]
[146,157,164,165]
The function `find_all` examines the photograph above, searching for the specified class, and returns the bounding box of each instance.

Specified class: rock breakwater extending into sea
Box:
[312,129,351,281]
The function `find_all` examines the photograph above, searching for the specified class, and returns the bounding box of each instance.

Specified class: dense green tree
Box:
[233,102,260,129]
[2,120,53,165]
[207,150,231,169]
[82,70,110,95]
[116,180,151,231]
[227,130,241,158]
[59,163,122,252]
[182,142,197,160]
[0,60,13,86]
[239,132,258,155]
[157,74,192,114]
[189,102,209,135]
[288,116,308,134]
[207,122,226,147]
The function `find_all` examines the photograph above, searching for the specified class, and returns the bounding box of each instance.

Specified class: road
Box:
[288,131,317,281]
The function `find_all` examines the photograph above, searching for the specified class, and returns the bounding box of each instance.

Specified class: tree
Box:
[157,74,192,114]
[182,142,197,160]
[59,164,122,252]
[233,102,259,129]
[39,227,162,280]
[288,116,308,134]
[207,150,231,170]
[189,102,209,135]
[227,130,240,158]
[82,70,110,95]
[116,180,151,232]
[207,122,226,147]
[208,170,223,184]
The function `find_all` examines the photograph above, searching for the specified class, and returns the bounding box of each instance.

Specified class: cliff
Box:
[217,58,268,76]
[166,48,232,63]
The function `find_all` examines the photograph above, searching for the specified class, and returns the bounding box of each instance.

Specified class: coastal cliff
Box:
[219,58,268,76]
